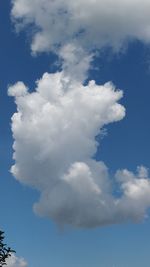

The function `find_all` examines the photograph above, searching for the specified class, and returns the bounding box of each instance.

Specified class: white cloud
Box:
[11,0,150,55]
[6,254,28,267]
[8,72,150,228]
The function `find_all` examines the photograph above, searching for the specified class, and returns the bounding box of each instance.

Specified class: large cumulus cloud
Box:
[9,0,150,228]
[8,73,150,228]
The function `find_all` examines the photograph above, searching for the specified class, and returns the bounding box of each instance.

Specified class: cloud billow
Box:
[12,0,150,54]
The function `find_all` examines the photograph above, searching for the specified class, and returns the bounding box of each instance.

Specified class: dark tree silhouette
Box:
[0,230,15,267]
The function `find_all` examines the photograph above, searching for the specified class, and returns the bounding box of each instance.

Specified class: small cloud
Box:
[6,254,28,267]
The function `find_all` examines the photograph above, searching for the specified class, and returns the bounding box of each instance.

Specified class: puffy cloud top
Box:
[8,82,28,97]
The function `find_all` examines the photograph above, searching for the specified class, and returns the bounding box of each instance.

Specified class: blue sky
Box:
[1,1,150,267]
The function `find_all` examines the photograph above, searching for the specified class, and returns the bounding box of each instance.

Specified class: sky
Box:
[1,0,150,266]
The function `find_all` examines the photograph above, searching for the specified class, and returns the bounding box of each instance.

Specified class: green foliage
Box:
[0,231,15,267]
